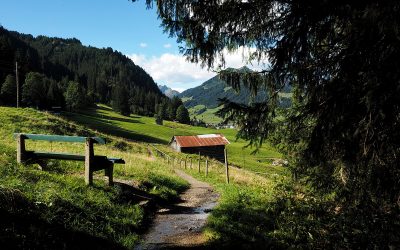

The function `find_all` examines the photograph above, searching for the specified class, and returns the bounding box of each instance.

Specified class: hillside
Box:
[0,26,164,115]
[0,106,300,249]
[64,104,283,174]
[179,67,292,124]
[179,67,266,109]
[0,106,188,248]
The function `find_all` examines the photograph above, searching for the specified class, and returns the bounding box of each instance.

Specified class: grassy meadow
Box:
[188,104,223,124]
[0,105,309,249]
[64,104,283,174]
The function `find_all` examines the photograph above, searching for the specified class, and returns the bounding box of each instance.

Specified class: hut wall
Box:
[170,140,181,152]
[181,145,225,162]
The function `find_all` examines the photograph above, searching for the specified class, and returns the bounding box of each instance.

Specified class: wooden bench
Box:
[14,133,125,186]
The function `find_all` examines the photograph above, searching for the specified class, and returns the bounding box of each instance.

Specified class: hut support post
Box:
[224,148,229,184]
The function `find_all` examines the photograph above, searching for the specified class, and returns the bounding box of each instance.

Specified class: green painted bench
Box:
[14,133,125,186]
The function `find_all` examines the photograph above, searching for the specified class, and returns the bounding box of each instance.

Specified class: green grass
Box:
[189,105,224,124]
[0,105,292,249]
[1,105,394,249]
[0,107,189,249]
[153,151,295,249]
[64,104,283,174]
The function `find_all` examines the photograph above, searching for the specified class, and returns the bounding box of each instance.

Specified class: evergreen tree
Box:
[0,74,16,106]
[64,81,85,111]
[47,80,65,107]
[22,72,49,109]
[166,96,183,120]
[155,106,164,125]
[158,101,168,120]
[166,104,176,121]
[176,104,190,124]
[112,84,130,116]
[142,0,400,247]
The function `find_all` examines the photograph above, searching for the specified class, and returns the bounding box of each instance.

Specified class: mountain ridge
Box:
[158,84,180,98]
[178,66,267,109]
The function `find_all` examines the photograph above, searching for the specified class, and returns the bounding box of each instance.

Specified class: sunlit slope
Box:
[65,104,284,174]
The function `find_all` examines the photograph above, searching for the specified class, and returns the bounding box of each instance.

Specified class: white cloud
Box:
[128,53,215,89]
[163,43,172,49]
[127,47,268,91]
[139,42,148,48]
[172,87,185,93]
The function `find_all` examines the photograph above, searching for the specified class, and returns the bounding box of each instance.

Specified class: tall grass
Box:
[0,107,188,248]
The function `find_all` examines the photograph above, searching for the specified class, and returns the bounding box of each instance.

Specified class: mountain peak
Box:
[158,85,180,98]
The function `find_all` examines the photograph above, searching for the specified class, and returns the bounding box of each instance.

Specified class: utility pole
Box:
[16,61,20,108]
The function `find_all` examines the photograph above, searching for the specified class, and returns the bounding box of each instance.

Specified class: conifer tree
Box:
[0,74,16,106]
[176,104,190,124]
[138,1,400,246]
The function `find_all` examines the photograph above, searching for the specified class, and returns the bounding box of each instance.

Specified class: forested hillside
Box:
[179,67,291,109]
[0,26,164,116]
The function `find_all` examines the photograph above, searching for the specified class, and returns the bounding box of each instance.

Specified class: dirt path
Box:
[136,170,219,249]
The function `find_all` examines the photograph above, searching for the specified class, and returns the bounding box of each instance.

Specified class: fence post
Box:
[184,156,187,169]
[224,148,229,184]
[198,152,201,173]
[190,158,193,169]
[206,157,209,177]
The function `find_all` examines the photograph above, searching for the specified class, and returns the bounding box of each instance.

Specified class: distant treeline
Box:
[0,26,187,119]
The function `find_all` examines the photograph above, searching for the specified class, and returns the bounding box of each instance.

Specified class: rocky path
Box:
[136,170,219,249]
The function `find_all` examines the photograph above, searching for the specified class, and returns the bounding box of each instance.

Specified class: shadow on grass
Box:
[0,209,125,250]
[63,112,167,144]
[0,190,125,250]
[206,201,283,250]
[84,111,144,124]
[96,105,141,119]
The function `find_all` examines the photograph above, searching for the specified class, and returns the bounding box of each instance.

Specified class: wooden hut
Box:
[169,134,230,162]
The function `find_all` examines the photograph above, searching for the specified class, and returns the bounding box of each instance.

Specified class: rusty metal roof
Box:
[172,134,230,148]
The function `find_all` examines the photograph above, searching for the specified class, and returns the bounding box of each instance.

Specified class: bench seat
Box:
[26,151,125,164]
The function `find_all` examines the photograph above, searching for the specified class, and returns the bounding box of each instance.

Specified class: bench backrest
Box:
[13,133,106,144]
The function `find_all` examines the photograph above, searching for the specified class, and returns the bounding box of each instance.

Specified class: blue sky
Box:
[0,0,252,91]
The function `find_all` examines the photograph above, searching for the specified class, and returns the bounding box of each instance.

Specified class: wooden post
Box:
[85,138,94,185]
[184,156,187,169]
[16,134,25,163]
[190,158,193,169]
[106,164,114,186]
[224,148,229,184]
[206,157,209,176]
[198,152,201,173]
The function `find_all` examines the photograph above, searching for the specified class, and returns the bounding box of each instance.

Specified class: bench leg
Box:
[17,134,26,164]
[85,167,93,185]
[85,138,94,186]
[105,164,114,186]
